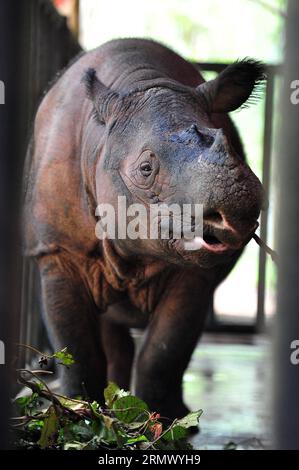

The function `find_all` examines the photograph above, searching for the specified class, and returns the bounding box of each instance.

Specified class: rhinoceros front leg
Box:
[135,271,212,419]
[37,253,107,401]
[99,312,135,390]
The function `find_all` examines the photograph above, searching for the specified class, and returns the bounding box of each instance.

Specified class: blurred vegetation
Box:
[81,0,286,63]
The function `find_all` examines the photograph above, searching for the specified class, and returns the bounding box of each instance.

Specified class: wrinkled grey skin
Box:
[23,39,265,419]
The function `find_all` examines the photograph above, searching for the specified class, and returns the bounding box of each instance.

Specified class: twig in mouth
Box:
[253,233,278,264]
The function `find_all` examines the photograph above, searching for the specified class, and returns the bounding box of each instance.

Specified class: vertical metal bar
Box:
[70,0,80,39]
[256,71,275,332]
[19,0,82,364]
[274,0,299,450]
[0,0,24,449]
[18,0,35,369]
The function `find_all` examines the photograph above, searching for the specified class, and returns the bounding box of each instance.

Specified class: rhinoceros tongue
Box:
[252,234,278,264]
[183,236,229,253]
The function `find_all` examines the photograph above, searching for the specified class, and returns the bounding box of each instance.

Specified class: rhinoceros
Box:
[23,38,265,419]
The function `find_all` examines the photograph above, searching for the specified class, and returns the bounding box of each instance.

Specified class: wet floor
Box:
[185,334,272,450]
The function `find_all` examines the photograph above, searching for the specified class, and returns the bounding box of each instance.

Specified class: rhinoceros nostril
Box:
[203,210,223,226]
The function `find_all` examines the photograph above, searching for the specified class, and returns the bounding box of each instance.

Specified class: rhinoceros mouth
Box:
[180,236,231,254]
[202,233,221,245]
[167,234,232,257]
[158,212,259,263]
[167,221,254,259]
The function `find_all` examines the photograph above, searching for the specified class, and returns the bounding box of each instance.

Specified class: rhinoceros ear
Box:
[196,59,266,113]
[82,68,120,124]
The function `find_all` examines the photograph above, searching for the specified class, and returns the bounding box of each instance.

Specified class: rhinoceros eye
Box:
[140,161,153,177]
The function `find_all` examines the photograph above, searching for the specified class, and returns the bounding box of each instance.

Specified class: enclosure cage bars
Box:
[274,0,299,450]
[0,0,27,449]
[18,0,82,367]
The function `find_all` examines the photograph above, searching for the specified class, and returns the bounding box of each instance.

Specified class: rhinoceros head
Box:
[83,61,266,268]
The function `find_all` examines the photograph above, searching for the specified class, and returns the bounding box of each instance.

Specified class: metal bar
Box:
[205,322,257,335]
[256,71,275,332]
[274,0,299,450]
[19,0,82,364]
[0,0,25,449]
[69,0,80,39]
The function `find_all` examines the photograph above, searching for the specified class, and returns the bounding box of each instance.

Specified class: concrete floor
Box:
[185,334,272,450]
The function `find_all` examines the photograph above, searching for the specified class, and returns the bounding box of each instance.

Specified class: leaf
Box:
[104,382,120,407]
[112,396,149,423]
[115,389,131,399]
[163,425,187,441]
[175,410,203,429]
[27,419,44,432]
[114,430,128,448]
[58,397,86,412]
[53,348,75,367]
[15,395,32,412]
[80,437,101,450]
[125,421,147,430]
[125,435,148,445]
[101,414,115,429]
[90,401,101,418]
[63,441,85,450]
[155,433,193,450]
[161,411,203,444]
[37,406,59,449]
[223,441,238,450]
[104,382,130,408]
[64,421,94,442]
[15,392,40,415]
[91,418,118,445]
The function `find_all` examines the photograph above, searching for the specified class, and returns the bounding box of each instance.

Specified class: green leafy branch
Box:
[11,346,203,450]
[17,343,75,368]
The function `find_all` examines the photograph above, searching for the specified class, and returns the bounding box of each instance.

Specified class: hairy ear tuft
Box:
[83,67,98,99]
[82,68,120,124]
[197,58,266,113]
